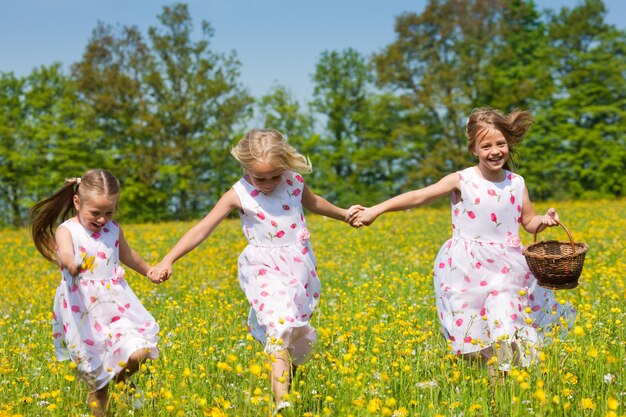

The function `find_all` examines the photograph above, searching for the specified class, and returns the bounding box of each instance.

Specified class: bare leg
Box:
[114,348,150,385]
[87,385,109,417]
[270,349,293,405]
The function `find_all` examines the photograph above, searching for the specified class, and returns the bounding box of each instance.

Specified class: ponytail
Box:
[29,178,81,263]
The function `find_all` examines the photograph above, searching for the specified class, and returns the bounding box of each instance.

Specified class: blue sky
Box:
[1,0,624,104]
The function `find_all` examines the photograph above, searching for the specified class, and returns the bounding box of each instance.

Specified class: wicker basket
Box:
[523,220,589,290]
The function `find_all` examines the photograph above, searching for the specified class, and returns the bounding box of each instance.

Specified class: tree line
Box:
[1,0,624,227]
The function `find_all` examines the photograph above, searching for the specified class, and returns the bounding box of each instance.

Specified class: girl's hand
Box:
[352,207,378,227]
[147,267,167,284]
[67,261,80,276]
[345,205,365,225]
[151,261,173,283]
[542,208,559,226]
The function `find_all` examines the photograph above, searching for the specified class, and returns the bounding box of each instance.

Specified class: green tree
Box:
[0,65,96,227]
[373,0,549,185]
[521,0,626,199]
[311,48,373,205]
[146,3,253,218]
[73,3,253,221]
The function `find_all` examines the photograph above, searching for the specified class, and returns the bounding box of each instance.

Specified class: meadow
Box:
[1,199,624,417]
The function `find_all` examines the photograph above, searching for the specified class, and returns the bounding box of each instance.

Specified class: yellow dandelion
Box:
[607,397,618,411]
[581,398,595,410]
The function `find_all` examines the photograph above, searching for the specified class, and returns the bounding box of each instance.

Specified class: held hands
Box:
[346,205,378,228]
[345,205,365,227]
[147,262,172,284]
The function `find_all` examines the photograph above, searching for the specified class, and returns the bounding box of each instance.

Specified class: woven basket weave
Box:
[523,220,588,290]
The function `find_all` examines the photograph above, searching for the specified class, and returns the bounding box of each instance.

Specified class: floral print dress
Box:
[52,219,159,390]
[433,167,575,370]
[233,170,320,364]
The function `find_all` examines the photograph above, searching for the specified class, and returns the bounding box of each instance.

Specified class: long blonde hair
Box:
[231,129,312,174]
[465,108,534,171]
[29,169,120,262]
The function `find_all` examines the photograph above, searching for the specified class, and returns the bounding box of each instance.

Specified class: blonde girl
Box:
[154,129,360,412]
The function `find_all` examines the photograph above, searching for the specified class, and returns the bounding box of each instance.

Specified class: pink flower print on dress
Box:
[259,268,267,275]
[295,175,304,183]
[299,228,311,243]
[491,213,497,223]
[302,246,309,255]
[94,321,102,332]
[103,227,109,233]
[293,188,301,196]
[487,189,497,197]
[276,230,285,238]
[454,208,460,216]
[464,336,472,343]
[290,223,297,229]
[510,195,515,204]
[283,204,290,210]
[271,220,278,227]
[71,305,81,313]
[250,189,260,197]
[286,178,293,186]
[474,197,480,204]
[506,234,521,248]
[84,339,95,346]
[467,211,476,219]
[456,318,463,327]
[91,232,101,239]
[97,251,106,259]
[501,266,510,274]
[257,211,266,220]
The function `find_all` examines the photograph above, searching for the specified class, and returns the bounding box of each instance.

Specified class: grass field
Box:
[1,199,624,417]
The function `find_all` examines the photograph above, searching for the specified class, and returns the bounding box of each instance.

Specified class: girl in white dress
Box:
[155,129,359,411]
[353,108,575,377]
[29,169,162,416]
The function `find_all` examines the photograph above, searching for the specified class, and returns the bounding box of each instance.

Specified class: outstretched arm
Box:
[355,173,460,226]
[520,186,559,234]
[156,188,240,279]
[118,227,152,277]
[301,183,356,222]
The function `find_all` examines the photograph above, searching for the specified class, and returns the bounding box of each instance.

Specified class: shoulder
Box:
[287,170,306,185]
[56,218,77,235]
[507,171,525,185]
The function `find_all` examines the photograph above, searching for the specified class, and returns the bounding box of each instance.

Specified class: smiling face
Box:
[73,192,118,233]
[473,127,509,178]
[247,162,284,194]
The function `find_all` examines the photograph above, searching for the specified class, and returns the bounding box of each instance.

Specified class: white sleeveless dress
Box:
[52,219,159,390]
[433,167,576,370]
[233,170,320,364]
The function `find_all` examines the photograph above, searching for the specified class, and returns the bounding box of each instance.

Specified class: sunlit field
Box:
[1,200,624,417]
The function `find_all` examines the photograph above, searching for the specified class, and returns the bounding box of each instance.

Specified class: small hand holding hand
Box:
[147,262,172,284]
[345,205,365,227]
[542,208,559,227]
[352,207,378,227]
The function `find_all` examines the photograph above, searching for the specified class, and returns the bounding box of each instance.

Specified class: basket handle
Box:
[533,219,576,253]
